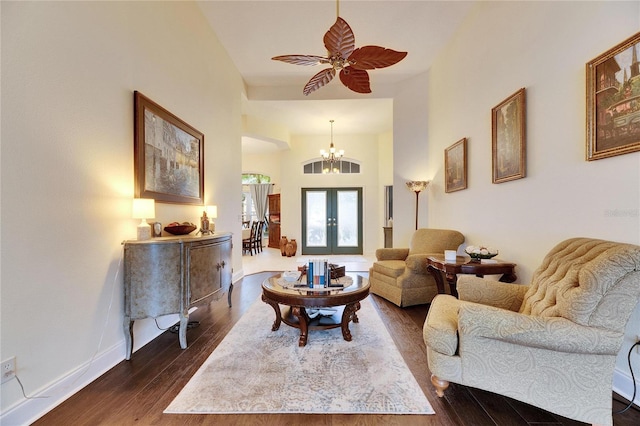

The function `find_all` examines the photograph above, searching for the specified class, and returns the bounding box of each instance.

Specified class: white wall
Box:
[242,151,283,194]
[377,131,394,247]
[394,0,640,403]
[393,71,431,245]
[1,1,243,422]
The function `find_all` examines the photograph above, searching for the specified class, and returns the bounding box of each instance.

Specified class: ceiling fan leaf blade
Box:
[303,68,336,96]
[272,55,329,66]
[348,46,408,70]
[324,17,355,59]
[339,67,371,94]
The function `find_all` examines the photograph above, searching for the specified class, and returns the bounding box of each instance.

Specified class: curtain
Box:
[250,183,272,222]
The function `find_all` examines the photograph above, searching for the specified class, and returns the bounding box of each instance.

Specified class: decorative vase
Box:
[290,239,297,256]
[280,236,288,256]
[285,242,295,257]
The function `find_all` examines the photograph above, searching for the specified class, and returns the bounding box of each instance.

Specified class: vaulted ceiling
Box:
[197,1,475,151]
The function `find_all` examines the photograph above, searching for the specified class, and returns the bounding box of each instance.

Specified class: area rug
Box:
[164,297,434,415]
[296,255,368,263]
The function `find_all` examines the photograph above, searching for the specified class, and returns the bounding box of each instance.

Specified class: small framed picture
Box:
[445,138,467,193]
[152,222,162,238]
[492,88,526,184]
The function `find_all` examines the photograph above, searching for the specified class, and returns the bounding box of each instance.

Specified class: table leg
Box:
[262,294,282,331]
[500,272,517,283]
[427,265,446,294]
[124,317,133,361]
[178,312,188,349]
[292,306,308,347]
[445,271,459,298]
[341,301,361,342]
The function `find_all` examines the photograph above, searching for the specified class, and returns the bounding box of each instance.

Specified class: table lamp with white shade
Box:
[132,198,155,240]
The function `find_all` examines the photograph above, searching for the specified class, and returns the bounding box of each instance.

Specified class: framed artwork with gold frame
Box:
[445,138,467,193]
[586,32,640,161]
[492,88,526,184]
[134,91,204,205]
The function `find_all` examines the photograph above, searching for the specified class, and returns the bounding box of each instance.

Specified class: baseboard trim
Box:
[0,339,128,425]
[0,317,176,425]
[1,280,244,425]
[613,368,640,406]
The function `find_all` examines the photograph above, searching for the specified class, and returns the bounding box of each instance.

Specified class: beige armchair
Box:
[369,228,464,307]
[423,237,640,426]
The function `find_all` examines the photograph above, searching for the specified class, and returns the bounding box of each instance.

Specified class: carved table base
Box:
[261,273,369,347]
[262,293,362,347]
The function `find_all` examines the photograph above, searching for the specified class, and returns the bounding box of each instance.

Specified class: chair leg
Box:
[431,374,449,397]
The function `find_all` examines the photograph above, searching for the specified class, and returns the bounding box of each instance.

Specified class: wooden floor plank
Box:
[33,272,640,426]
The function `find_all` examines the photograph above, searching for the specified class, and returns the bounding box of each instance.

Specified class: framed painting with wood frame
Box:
[134,91,204,205]
[586,32,640,161]
[492,88,526,184]
[445,138,467,193]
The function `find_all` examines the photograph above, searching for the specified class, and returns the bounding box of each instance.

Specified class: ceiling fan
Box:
[272,3,407,96]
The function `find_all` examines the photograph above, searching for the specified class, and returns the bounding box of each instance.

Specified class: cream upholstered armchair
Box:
[369,228,464,307]
[423,238,640,426]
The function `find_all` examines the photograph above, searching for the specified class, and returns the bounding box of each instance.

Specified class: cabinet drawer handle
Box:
[221,260,226,268]
[216,263,222,271]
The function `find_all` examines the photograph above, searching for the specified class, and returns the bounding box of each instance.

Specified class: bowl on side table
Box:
[164,223,197,235]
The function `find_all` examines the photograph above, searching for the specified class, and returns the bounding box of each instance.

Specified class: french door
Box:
[301,187,363,255]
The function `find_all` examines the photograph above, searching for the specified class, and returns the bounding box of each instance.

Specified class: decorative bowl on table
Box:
[465,245,498,261]
[164,222,197,235]
[282,271,302,282]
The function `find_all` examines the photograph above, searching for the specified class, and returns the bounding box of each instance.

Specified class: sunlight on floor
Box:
[241,239,375,276]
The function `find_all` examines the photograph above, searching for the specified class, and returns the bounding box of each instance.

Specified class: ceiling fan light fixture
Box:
[272,9,407,96]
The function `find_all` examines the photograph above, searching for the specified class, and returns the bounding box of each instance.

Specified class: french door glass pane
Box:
[337,190,358,247]
[306,191,327,247]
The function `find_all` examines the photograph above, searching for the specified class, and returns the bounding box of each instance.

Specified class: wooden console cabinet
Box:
[123,233,232,359]
[268,193,281,248]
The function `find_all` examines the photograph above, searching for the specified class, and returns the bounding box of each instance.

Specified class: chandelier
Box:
[320,120,344,174]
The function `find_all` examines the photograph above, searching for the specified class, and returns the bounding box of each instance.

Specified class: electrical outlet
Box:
[1,357,16,384]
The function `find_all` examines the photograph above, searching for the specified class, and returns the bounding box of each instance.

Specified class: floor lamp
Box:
[406,181,430,230]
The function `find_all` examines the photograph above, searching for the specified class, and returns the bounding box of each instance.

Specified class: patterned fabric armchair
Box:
[369,228,464,307]
[423,238,640,425]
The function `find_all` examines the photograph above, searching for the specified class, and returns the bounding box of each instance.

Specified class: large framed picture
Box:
[134,91,204,205]
[445,138,467,193]
[586,32,640,161]
[492,88,526,184]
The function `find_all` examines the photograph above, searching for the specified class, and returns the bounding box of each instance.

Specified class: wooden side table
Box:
[426,255,517,298]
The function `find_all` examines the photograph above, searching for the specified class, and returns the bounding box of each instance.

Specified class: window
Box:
[242,173,271,184]
[303,160,361,174]
[242,174,271,223]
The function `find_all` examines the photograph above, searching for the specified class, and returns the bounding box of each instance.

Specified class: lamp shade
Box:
[406,180,430,193]
[206,205,218,219]
[132,198,155,219]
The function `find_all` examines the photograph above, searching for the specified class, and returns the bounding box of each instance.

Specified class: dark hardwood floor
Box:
[35,272,640,425]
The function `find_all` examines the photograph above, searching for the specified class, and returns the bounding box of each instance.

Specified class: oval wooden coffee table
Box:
[261,273,370,347]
